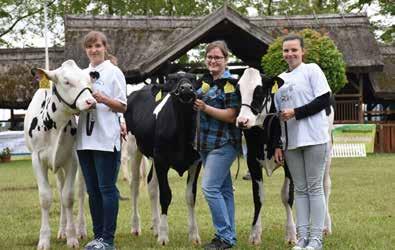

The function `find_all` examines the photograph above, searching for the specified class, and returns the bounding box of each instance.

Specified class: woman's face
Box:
[85,39,106,66]
[205,47,227,77]
[282,39,304,70]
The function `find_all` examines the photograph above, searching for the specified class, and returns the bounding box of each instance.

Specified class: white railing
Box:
[331,143,366,158]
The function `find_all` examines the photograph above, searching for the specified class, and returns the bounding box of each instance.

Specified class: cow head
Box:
[33,60,96,112]
[236,67,283,129]
[168,72,197,104]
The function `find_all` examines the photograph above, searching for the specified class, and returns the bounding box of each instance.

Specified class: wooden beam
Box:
[358,73,364,123]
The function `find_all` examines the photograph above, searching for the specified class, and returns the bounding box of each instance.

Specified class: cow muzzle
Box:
[174,82,197,104]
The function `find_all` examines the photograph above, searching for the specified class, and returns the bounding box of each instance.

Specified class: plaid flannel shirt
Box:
[196,71,241,152]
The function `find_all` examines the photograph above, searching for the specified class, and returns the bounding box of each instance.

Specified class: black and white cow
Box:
[236,67,334,245]
[124,73,202,245]
[24,60,96,250]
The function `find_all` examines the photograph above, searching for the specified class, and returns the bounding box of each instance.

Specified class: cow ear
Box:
[32,68,58,88]
[34,68,57,82]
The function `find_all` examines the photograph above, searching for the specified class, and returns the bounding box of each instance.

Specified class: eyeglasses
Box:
[206,56,225,62]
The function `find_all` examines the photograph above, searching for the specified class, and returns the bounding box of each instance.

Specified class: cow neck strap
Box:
[52,85,92,110]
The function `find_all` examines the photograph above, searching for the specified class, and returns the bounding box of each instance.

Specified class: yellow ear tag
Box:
[155,90,162,102]
[39,74,50,89]
[224,81,235,94]
[201,81,210,94]
[271,80,279,94]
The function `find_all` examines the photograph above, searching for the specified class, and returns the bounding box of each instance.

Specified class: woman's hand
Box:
[120,122,127,141]
[92,91,109,104]
[274,148,284,165]
[194,99,207,112]
[280,108,295,121]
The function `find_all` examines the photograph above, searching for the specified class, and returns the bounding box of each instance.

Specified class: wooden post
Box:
[379,124,384,153]
[358,74,364,123]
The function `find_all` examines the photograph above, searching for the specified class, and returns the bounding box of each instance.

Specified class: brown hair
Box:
[205,40,229,58]
[282,33,304,48]
[83,30,118,65]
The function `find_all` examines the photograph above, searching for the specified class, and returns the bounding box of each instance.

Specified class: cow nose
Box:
[237,118,248,128]
[85,98,96,108]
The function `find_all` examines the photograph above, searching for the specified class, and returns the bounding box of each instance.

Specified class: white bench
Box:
[331,143,366,158]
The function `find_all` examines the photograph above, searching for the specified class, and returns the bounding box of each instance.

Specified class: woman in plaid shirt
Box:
[194,41,241,250]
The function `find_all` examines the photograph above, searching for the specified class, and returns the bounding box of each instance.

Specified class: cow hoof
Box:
[286,235,297,245]
[131,228,141,236]
[67,237,79,248]
[190,235,201,245]
[323,227,332,236]
[57,230,66,240]
[37,239,50,250]
[76,227,87,239]
[158,236,169,246]
[248,235,261,245]
[151,225,159,237]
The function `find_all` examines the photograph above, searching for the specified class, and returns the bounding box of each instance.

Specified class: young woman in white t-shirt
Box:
[76,31,127,250]
[274,34,331,250]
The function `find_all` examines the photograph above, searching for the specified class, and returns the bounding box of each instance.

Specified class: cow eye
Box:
[65,81,70,85]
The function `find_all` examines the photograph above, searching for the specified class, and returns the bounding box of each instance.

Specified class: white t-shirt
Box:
[76,60,127,152]
[274,63,331,150]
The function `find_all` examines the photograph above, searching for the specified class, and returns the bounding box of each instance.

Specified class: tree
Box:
[1,0,392,47]
[261,29,347,93]
[347,0,394,43]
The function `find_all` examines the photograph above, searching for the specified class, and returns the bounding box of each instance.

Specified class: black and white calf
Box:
[124,73,202,245]
[236,68,334,245]
[24,60,96,250]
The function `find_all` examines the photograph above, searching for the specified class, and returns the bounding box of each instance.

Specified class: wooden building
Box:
[0,5,393,151]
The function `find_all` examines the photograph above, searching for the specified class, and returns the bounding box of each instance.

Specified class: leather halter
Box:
[53,85,92,110]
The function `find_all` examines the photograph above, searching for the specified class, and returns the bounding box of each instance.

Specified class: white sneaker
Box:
[292,237,308,250]
[305,238,322,250]
[85,238,103,250]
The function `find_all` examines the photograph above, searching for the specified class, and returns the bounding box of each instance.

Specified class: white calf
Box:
[24,60,96,250]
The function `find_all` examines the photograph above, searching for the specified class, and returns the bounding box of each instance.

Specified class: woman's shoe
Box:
[292,237,308,250]
[305,238,322,250]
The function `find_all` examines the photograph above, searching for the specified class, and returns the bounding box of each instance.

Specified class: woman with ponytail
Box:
[76,30,127,250]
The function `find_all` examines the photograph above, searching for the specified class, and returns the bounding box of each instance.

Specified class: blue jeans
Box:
[284,143,328,240]
[77,149,120,245]
[200,143,237,245]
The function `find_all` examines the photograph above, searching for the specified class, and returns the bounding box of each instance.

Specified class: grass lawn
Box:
[0,154,394,249]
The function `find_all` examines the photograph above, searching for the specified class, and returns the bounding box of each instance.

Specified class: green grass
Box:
[0,154,394,249]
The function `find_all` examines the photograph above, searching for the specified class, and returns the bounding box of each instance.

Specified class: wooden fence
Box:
[374,123,395,153]
[334,99,360,123]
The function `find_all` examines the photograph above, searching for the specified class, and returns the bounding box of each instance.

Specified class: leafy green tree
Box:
[347,0,394,43]
[261,29,347,93]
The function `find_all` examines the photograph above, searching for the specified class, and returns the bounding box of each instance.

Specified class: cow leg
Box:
[153,160,171,245]
[323,143,332,236]
[248,160,264,245]
[281,164,297,244]
[185,160,202,245]
[121,138,131,183]
[147,163,160,237]
[32,153,52,250]
[76,161,87,239]
[55,169,67,240]
[244,129,264,245]
[61,161,79,248]
[129,147,144,236]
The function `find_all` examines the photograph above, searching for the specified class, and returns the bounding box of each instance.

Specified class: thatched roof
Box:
[0,5,387,108]
[369,45,395,101]
[0,48,64,109]
[65,5,383,82]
